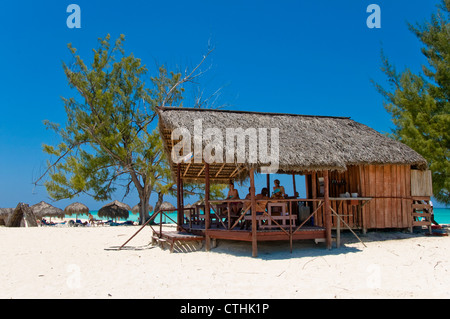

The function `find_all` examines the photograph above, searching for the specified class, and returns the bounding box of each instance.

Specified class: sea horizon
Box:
[65,207,450,225]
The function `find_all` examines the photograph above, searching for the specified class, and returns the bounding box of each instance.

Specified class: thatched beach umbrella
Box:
[98,200,131,221]
[0,208,13,217]
[64,202,89,217]
[131,203,154,215]
[31,201,64,219]
[159,202,176,211]
[0,208,13,225]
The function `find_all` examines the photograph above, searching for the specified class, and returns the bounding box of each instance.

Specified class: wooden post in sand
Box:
[205,163,211,251]
[250,168,257,257]
[324,170,332,249]
[177,164,182,231]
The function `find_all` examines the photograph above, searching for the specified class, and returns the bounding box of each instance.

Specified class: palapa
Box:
[31,201,64,219]
[159,201,176,211]
[7,203,38,227]
[98,200,131,221]
[0,208,14,226]
[132,203,154,214]
[64,202,89,216]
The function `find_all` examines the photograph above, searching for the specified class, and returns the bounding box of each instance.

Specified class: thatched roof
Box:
[158,107,427,182]
[31,201,64,219]
[159,202,176,211]
[0,208,14,225]
[64,202,89,216]
[98,200,131,220]
[0,208,13,217]
[131,204,154,214]
[7,203,38,227]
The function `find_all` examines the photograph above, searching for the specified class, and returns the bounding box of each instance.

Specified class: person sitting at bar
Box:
[241,187,270,229]
[271,179,286,199]
[244,187,251,200]
[224,181,242,222]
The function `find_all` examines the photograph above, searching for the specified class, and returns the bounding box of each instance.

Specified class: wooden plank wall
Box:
[411,170,433,197]
[359,164,412,229]
[309,164,413,230]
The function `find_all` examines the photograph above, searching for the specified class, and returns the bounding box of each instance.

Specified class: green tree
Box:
[35,34,224,223]
[373,0,450,205]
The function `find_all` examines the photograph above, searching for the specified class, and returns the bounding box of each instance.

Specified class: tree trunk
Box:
[154,192,164,216]
[138,191,151,225]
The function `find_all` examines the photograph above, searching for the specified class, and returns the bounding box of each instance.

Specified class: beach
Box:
[1,224,449,299]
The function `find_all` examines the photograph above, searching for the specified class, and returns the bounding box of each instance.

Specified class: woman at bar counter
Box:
[241,187,270,230]
[271,179,286,199]
[226,181,242,217]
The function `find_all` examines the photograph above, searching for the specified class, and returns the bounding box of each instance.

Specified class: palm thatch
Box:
[132,203,154,214]
[64,202,89,216]
[158,107,427,182]
[0,208,14,226]
[159,201,176,211]
[31,201,64,219]
[7,203,38,227]
[0,208,13,218]
[98,200,131,220]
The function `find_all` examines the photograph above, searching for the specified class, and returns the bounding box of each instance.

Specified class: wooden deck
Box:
[183,223,326,242]
[152,230,205,253]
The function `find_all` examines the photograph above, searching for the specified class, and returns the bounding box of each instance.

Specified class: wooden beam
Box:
[324,170,332,249]
[292,174,297,196]
[205,163,211,251]
[183,162,191,177]
[177,164,182,231]
[197,164,206,177]
[215,162,226,177]
[229,166,239,178]
[250,168,257,257]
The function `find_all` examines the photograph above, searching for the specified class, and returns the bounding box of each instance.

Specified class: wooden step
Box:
[412,205,432,210]
[412,221,432,226]
[412,213,432,218]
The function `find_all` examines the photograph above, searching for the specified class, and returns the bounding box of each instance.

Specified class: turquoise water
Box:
[66,210,178,224]
[66,208,450,225]
[434,208,450,224]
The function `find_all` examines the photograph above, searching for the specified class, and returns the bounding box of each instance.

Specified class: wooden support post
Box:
[250,168,257,257]
[177,164,182,231]
[336,207,341,248]
[324,170,332,249]
[180,178,184,229]
[266,173,270,194]
[292,173,297,196]
[289,201,293,253]
[205,163,211,251]
[311,172,317,214]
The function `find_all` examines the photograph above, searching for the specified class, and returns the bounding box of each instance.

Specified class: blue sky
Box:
[0,0,444,210]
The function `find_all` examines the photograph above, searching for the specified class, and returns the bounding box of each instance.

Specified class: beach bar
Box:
[156,107,432,257]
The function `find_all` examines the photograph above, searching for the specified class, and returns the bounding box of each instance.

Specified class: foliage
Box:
[373,0,450,204]
[36,34,226,223]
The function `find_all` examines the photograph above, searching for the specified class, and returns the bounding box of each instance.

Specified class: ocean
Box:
[66,210,178,224]
[434,208,450,224]
[67,208,450,225]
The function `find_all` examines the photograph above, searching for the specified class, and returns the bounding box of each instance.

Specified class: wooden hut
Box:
[157,107,431,257]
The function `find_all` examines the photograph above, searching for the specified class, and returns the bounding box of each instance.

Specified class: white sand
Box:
[0,224,449,299]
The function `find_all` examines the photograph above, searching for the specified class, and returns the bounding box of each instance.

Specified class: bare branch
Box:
[160,47,215,108]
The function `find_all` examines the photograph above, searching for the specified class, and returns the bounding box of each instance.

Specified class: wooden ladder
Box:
[411,197,432,233]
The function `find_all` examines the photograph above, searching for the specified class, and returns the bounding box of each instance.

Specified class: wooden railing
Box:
[119,207,192,250]
[204,198,326,233]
